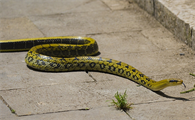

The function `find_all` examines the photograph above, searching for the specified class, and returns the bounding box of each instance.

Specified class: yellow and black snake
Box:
[0,36,184,91]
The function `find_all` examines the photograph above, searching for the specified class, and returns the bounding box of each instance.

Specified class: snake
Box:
[0,36,185,91]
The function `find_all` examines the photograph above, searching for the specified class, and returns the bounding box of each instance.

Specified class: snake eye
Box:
[169,80,178,82]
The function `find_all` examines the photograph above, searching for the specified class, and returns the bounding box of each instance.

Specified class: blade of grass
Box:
[180,73,195,94]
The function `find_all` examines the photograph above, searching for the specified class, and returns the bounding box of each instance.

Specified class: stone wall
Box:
[133,0,195,50]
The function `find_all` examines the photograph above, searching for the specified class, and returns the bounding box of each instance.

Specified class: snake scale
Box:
[0,36,184,91]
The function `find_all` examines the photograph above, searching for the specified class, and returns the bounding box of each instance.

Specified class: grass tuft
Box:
[11,108,15,113]
[111,90,133,111]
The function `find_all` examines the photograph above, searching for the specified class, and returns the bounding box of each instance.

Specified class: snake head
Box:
[168,79,184,86]
[152,78,184,91]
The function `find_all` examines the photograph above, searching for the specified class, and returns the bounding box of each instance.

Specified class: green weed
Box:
[11,108,15,113]
[180,73,195,94]
[111,90,133,111]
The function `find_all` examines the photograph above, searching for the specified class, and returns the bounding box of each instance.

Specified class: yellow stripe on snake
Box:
[0,36,184,91]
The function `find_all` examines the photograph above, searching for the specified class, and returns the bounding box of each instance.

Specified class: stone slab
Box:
[18,107,130,120]
[88,31,195,77]
[102,0,132,10]
[0,17,44,40]
[0,52,94,90]
[0,0,109,18]
[88,70,195,101]
[130,100,195,120]
[0,78,144,116]
[0,63,94,90]
[0,98,16,119]
[1,69,194,116]
[28,8,161,37]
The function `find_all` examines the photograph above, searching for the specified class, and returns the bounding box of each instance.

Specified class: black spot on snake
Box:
[74,57,79,60]
[126,71,131,76]
[141,80,146,85]
[64,63,73,69]
[58,45,63,49]
[78,62,85,68]
[133,75,138,80]
[47,56,53,60]
[28,57,33,62]
[116,61,121,66]
[147,84,152,87]
[49,62,60,68]
[87,57,92,60]
[36,59,45,65]
[125,65,129,68]
[118,68,124,74]
[28,50,33,54]
[132,69,136,72]
[146,78,150,81]
[89,62,96,68]
[107,59,112,63]
[41,61,46,65]
[48,46,54,50]
[68,46,73,49]
[139,74,144,77]
[36,60,40,65]
[36,54,41,57]
[99,64,105,69]
[109,66,116,71]
[59,58,66,62]
[98,57,103,61]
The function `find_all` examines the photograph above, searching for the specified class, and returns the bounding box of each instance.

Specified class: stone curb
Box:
[132,0,195,50]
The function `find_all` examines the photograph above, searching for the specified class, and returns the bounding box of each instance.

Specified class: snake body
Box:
[0,36,184,91]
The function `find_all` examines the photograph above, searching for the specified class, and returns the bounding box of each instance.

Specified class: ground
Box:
[0,0,195,120]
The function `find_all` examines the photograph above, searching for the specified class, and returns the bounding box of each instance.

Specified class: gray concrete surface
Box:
[134,0,195,51]
[0,0,195,120]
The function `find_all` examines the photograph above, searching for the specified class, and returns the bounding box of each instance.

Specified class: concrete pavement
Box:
[0,0,195,119]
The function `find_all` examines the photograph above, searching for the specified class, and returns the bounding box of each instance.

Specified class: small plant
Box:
[84,108,90,110]
[190,73,195,77]
[180,73,195,94]
[111,90,133,111]
[11,108,15,113]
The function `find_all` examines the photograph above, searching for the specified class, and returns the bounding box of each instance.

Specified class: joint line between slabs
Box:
[0,96,17,116]
[86,71,97,82]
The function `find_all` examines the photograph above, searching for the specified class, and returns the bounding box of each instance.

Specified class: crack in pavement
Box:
[85,71,97,82]
[16,108,90,117]
[0,96,17,116]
